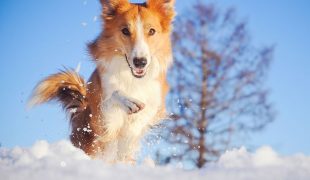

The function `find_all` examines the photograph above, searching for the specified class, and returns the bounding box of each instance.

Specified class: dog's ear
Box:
[147,0,176,31]
[100,0,130,20]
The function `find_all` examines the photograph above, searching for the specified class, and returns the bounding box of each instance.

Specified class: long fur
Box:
[30,0,175,163]
[30,70,87,111]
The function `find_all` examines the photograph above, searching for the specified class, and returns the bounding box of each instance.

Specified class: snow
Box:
[1,140,310,180]
[81,22,88,27]
[93,16,98,22]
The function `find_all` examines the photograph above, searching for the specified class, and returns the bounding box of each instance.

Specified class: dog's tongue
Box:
[136,69,144,74]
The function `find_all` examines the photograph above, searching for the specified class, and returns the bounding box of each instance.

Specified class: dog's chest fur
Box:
[98,56,161,143]
[96,57,162,161]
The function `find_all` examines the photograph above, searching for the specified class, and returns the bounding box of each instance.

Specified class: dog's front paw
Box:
[122,97,145,114]
[112,91,145,114]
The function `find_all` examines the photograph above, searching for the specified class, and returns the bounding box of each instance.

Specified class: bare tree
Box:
[157,3,275,168]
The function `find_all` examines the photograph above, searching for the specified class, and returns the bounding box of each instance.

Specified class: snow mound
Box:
[1,140,310,180]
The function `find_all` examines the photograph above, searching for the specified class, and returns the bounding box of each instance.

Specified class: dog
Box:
[30,0,175,163]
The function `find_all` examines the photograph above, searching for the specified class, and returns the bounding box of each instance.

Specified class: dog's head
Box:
[89,0,175,78]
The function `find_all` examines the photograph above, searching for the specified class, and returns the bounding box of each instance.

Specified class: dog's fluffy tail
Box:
[29,70,87,113]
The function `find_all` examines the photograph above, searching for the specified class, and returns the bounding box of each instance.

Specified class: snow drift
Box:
[1,140,309,180]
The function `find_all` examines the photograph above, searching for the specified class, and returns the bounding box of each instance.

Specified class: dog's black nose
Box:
[133,57,147,68]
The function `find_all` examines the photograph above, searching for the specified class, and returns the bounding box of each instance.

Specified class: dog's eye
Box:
[122,28,131,36]
[148,28,156,36]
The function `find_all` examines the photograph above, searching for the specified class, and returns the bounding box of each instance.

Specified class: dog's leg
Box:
[117,135,140,163]
[111,91,145,114]
[100,90,145,136]
[98,90,145,147]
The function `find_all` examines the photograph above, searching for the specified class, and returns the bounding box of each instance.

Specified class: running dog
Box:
[30,0,175,163]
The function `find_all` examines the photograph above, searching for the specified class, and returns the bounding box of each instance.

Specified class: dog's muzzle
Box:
[125,55,147,78]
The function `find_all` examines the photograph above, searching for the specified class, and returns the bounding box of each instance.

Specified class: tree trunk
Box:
[197,57,209,168]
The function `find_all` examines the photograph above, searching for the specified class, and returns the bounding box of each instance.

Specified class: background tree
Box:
[156,2,275,168]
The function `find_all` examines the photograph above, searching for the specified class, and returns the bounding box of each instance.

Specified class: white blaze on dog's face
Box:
[128,15,151,78]
[89,0,175,78]
[119,12,156,78]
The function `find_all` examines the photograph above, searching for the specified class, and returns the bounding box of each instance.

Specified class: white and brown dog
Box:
[30,0,175,163]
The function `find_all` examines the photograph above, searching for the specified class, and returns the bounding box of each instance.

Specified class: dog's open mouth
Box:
[125,55,147,78]
[132,68,146,78]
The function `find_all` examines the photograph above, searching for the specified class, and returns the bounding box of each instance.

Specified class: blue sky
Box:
[0,0,309,156]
